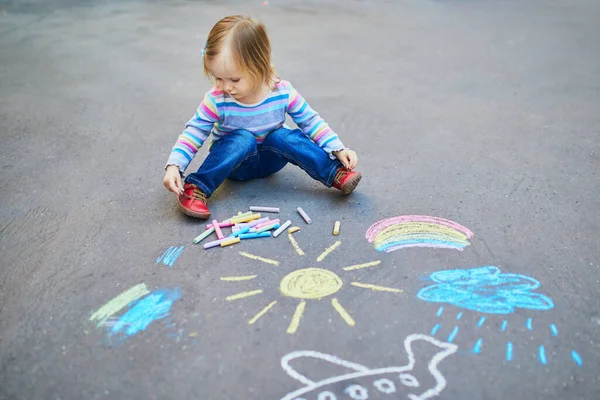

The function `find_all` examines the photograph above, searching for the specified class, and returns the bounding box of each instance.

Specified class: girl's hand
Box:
[334,149,358,170]
[163,165,184,195]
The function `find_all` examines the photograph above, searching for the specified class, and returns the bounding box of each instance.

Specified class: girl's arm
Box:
[165,92,219,172]
[287,84,347,159]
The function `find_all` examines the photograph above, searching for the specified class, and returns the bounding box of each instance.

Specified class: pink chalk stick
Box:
[255,219,279,230]
[212,220,224,239]
[205,221,234,229]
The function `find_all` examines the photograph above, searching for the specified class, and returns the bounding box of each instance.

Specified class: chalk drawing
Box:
[447,326,459,343]
[436,306,444,317]
[538,345,547,365]
[477,316,486,328]
[550,324,558,336]
[456,312,463,320]
[506,342,513,361]
[89,283,150,327]
[239,251,279,266]
[316,241,341,262]
[110,288,181,337]
[473,338,483,354]
[431,324,441,336]
[222,238,395,334]
[156,246,184,267]
[280,268,343,300]
[501,320,508,331]
[288,233,305,256]
[280,334,457,400]
[571,351,582,366]
[417,266,554,314]
[365,215,473,252]
[527,317,533,330]
[343,260,381,271]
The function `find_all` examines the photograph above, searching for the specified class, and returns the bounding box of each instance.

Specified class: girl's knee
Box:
[227,129,257,151]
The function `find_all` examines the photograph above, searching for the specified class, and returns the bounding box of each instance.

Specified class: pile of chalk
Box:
[193,206,331,250]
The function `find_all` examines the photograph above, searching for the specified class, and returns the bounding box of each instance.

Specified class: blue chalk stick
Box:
[230,226,251,237]
[239,232,272,240]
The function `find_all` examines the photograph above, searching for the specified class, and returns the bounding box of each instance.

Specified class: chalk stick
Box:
[220,237,241,247]
[212,219,224,239]
[206,221,234,229]
[249,206,280,213]
[255,219,279,230]
[288,227,300,234]
[256,223,280,233]
[194,226,215,244]
[230,226,251,237]
[239,232,271,240]
[333,221,341,236]
[297,207,312,224]
[204,238,228,249]
[230,213,261,224]
[273,220,292,238]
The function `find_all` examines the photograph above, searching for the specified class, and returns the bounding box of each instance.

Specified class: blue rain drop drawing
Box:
[417,266,554,314]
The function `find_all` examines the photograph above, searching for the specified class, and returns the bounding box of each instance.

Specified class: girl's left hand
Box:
[334,149,358,170]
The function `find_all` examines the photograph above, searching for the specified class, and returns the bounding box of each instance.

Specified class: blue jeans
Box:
[185,127,343,197]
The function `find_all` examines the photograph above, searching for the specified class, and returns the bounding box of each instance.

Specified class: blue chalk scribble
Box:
[527,318,533,330]
[572,351,582,366]
[473,338,483,354]
[477,316,486,328]
[417,266,554,314]
[431,323,441,336]
[501,320,508,331]
[456,312,463,320]
[506,342,513,361]
[539,345,547,365]
[448,326,459,343]
[157,246,184,267]
[111,288,181,337]
[550,324,558,336]
[436,306,444,317]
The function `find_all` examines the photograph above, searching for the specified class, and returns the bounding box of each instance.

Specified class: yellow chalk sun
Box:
[222,236,403,334]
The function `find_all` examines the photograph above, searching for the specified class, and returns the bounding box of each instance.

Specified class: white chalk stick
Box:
[273,220,292,238]
[249,206,280,213]
[297,207,312,224]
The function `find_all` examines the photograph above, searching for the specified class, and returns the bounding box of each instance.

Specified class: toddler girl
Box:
[163,15,361,219]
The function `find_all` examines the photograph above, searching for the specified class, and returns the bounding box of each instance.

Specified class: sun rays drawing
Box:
[221,238,403,334]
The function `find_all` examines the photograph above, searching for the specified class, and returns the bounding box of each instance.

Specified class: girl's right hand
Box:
[163,165,184,195]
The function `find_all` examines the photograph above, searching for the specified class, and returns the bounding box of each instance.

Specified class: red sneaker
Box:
[177,183,211,219]
[332,168,362,195]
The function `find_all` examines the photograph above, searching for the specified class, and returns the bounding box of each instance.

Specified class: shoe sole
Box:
[341,172,362,195]
[177,202,211,219]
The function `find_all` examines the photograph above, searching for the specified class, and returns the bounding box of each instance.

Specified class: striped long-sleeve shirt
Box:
[166,80,346,172]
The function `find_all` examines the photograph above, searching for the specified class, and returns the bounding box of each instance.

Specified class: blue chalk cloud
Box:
[111,288,181,337]
[417,266,554,314]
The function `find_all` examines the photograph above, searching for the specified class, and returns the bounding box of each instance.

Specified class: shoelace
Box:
[334,169,349,185]
[182,187,207,203]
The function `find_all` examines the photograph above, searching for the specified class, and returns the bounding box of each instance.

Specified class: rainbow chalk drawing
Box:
[280,334,457,400]
[107,287,181,338]
[417,266,554,314]
[365,215,474,252]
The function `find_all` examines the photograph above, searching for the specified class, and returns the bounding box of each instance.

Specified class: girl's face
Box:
[205,48,260,104]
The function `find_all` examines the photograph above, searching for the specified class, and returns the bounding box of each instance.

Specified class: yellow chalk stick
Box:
[220,237,241,247]
[333,221,340,236]
[287,227,300,234]
[230,213,261,224]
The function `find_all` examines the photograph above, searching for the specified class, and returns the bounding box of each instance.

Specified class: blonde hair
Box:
[203,15,278,89]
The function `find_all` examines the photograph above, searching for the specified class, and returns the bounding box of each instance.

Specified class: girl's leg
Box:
[260,127,343,186]
[185,130,258,197]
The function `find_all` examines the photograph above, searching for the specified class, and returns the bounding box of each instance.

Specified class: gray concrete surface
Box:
[1,0,599,399]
